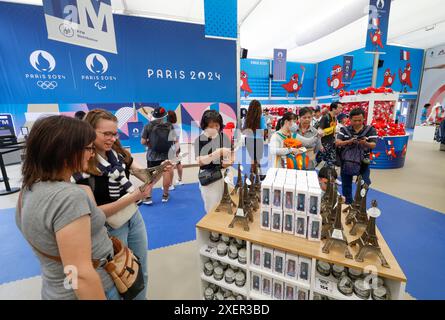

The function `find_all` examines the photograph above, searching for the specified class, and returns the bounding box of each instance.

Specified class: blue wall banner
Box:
[365,0,392,54]
[342,55,354,84]
[43,0,117,54]
[126,122,145,153]
[204,0,237,40]
[0,2,236,105]
[273,49,287,82]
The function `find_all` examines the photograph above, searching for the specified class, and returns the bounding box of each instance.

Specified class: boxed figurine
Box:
[295,183,308,215]
[308,187,322,216]
[261,178,272,209]
[272,180,284,210]
[261,276,272,297]
[285,254,299,280]
[294,212,307,238]
[251,273,261,294]
[284,284,295,300]
[273,250,285,276]
[296,288,309,300]
[306,170,319,188]
[308,215,322,242]
[298,256,312,284]
[283,184,295,212]
[251,244,263,268]
[262,247,273,272]
[260,208,271,231]
[273,279,284,300]
[283,211,294,234]
[271,210,283,233]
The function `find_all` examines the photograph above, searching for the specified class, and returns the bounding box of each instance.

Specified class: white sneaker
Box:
[142,197,153,205]
[175,180,183,186]
[169,185,175,191]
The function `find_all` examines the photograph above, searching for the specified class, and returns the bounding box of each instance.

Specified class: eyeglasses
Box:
[97,131,119,139]
[84,146,96,154]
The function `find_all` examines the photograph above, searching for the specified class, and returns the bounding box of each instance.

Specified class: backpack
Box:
[340,126,372,176]
[147,121,174,154]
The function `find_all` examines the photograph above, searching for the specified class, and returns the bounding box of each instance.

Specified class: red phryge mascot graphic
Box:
[382,68,396,87]
[240,71,252,98]
[385,139,397,160]
[282,66,305,98]
[399,63,413,93]
[370,28,384,49]
[401,144,407,157]
[327,65,356,95]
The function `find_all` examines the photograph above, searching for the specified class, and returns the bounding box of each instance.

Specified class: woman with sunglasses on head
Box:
[73,109,170,300]
[17,115,119,299]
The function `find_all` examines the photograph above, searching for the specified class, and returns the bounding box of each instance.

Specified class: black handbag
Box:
[198,167,223,186]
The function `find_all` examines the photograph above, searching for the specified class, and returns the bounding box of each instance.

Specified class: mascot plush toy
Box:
[283,138,309,170]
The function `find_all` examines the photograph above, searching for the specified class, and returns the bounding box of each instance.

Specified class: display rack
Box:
[196,194,407,301]
[340,93,400,125]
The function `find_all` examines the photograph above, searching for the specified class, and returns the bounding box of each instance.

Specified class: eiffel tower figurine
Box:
[243,175,254,222]
[231,164,242,195]
[321,176,337,240]
[321,171,335,219]
[254,171,261,199]
[215,170,236,214]
[229,177,251,231]
[350,200,390,268]
[249,172,259,211]
[343,176,363,216]
[349,184,370,235]
[322,195,353,259]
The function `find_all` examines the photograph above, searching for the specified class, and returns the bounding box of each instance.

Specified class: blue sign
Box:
[204,0,237,40]
[273,49,287,82]
[0,114,15,135]
[126,122,145,153]
[365,0,392,54]
[342,55,354,84]
[0,2,237,105]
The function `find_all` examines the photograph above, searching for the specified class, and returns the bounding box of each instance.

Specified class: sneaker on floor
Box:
[142,197,153,205]
[169,185,175,191]
[162,194,169,203]
[175,180,183,186]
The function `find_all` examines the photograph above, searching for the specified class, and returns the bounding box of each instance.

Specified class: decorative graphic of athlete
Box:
[382,68,396,87]
[327,65,356,95]
[399,63,413,93]
[385,140,397,160]
[281,66,305,98]
[240,71,252,98]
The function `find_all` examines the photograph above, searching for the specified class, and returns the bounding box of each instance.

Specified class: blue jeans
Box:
[341,164,371,204]
[107,209,148,300]
[106,285,121,300]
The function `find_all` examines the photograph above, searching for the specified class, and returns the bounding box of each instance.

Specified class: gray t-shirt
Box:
[16,181,114,300]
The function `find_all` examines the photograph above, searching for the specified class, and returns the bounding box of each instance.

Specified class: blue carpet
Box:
[1,182,445,300]
[139,183,206,250]
[0,208,41,284]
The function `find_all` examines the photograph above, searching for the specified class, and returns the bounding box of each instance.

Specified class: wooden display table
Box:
[196,195,407,300]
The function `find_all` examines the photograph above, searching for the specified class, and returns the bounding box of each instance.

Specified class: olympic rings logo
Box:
[37,81,58,90]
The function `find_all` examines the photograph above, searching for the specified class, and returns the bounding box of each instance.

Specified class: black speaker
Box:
[378,59,384,68]
[240,48,248,59]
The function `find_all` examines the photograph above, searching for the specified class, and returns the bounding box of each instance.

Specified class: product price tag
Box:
[315,277,333,293]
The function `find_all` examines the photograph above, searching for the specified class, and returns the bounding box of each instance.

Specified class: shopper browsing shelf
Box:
[141,107,176,203]
[74,109,171,300]
[243,100,266,167]
[311,106,322,129]
[195,110,235,213]
[167,111,183,189]
[336,108,377,205]
[295,107,323,170]
[263,108,273,142]
[269,112,301,168]
[17,116,118,300]
[317,102,343,168]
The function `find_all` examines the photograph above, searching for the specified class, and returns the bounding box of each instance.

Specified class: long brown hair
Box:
[84,109,131,175]
[22,116,96,189]
[245,100,262,131]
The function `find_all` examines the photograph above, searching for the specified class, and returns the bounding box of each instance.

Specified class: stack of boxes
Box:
[260,168,322,242]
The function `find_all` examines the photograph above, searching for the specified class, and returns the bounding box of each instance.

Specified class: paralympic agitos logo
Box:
[25,50,66,90]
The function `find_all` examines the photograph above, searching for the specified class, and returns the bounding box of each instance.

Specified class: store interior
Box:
[0,0,444,300]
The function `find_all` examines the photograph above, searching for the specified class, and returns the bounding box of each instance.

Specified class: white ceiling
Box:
[2,0,445,62]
